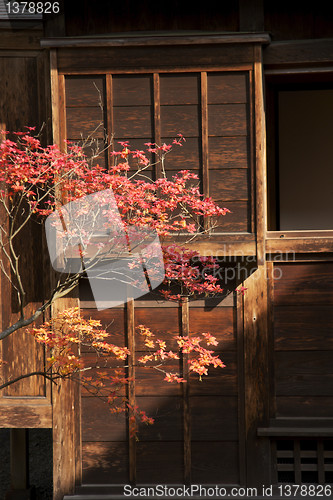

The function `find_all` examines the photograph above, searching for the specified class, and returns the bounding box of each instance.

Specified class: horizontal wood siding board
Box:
[273,262,333,306]
[80,309,125,351]
[189,351,237,396]
[263,39,333,67]
[65,76,105,106]
[191,441,239,484]
[161,136,201,170]
[136,442,184,484]
[81,397,126,442]
[66,107,105,138]
[276,397,333,418]
[274,305,333,350]
[134,307,180,350]
[135,364,183,396]
[207,72,248,103]
[82,442,129,484]
[208,136,249,169]
[209,169,249,201]
[112,75,152,106]
[160,74,200,105]
[160,105,200,136]
[113,106,153,138]
[57,45,255,73]
[275,351,333,396]
[135,396,183,441]
[189,307,236,350]
[208,104,248,136]
[190,396,238,440]
[211,201,251,233]
[0,404,52,428]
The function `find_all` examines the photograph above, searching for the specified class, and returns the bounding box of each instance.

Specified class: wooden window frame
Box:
[265,67,333,255]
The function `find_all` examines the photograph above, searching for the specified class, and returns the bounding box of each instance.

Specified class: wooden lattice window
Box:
[272,439,333,485]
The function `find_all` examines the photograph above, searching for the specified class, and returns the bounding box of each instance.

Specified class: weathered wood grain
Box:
[82,442,129,484]
[207,72,248,103]
[208,103,248,136]
[65,76,105,106]
[209,169,249,201]
[160,73,200,104]
[208,136,249,169]
[112,75,152,106]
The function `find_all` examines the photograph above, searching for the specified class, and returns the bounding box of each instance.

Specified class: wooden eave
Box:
[40,31,271,49]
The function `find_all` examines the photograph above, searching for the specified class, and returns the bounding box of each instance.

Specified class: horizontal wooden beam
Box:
[266,237,333,254]
[41,32,271,49]
[258,427,333,437]
[0,403,52,428]
[264,38,333,67]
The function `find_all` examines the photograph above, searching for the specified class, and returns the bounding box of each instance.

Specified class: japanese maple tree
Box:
[0,128,230,430]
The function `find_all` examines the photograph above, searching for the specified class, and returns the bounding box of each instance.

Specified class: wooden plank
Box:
[0,30,43,50]
[254,46,266,265]
[81,397,126,442]
[135,362,182,397]
[135,396,183,441]
[264,39,333,67]
[273,262,333,306]
[0,403,52,428]
[211,201,250,233]
[126,298,136,484]
[180,298,191,484]
[191,441,239,484]
[52,297,80,500]
[50,49,61,146]
[113,106,153,138]
[112,75,152,106]
[65,76,105,106]
[160,74,200,105]
[190,396,238,440]
[44,33,270,49]
[208,103,248,136]
[207,72,248,103]
[66,107,105,139]
[160,105,200,137]
[82,442,128,484]
[161,137,201,170]
[106,74,113,166]
[243,266,270,486]
[189,351,237,396]
[236,289,246,486]
[275,351,333,396]
[136,442,184,484]
[153,73,161,178]
[208,136,249,169]
[201,72,209,206]
[276,397,333,418]
[189,307,235,349]
[266,237,333,254]
[209,169,249,201]
[274,305,333,350]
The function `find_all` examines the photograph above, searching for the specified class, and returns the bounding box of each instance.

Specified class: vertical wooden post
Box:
[180,298,191,484]
[126,298,137,484]
[49,49,81,499]
[242,44,270,487]
[153,73,162,179]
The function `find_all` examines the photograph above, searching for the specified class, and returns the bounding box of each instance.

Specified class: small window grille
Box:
[272,439,333,484]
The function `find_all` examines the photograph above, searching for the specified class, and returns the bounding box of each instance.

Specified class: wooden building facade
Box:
[0,1,333,499]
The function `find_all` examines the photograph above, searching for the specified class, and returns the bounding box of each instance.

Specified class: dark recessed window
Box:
[266,80,333,231]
